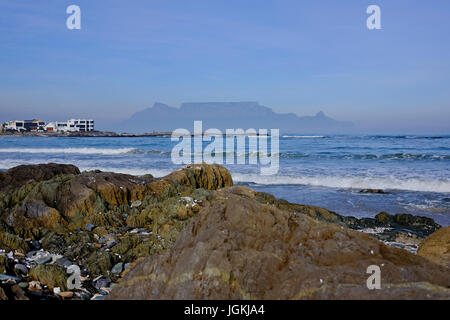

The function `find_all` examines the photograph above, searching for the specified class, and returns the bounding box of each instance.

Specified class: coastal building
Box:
[4,119,45,131]
[5,120,25,131]
[24,119,46,131]
[4,120,25,131]
[44,122,56,132]
[67,119,95,132]
[44,119,95,132]
[4,118,95,133]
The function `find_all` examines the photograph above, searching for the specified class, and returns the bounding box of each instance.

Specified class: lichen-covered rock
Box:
[0,231,29,252]
[392,213,441,236]
[6,201,64,232]
[165,163,233,190]
[147,163,233,197]
[86,250,116,277]
[375,212,394,225]
[0,254,13,274]
[418,227,450,267]
[0,163,80,193]
[29,264,68,291]
[1,163,231,235]
[109,187,450,300]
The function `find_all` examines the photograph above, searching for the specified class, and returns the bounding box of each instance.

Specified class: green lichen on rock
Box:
[0,231,29,252]
[29,264,68,291]
[86,250,116,277]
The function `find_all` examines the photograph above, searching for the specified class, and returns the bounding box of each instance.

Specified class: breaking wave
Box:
[0,148,137,155]
[78,166,173,178]
[282,135,325,138]
[280,153,450,160]
[232,173,450,193]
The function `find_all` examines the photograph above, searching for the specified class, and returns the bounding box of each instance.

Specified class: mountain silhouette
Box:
[112,102,354,134]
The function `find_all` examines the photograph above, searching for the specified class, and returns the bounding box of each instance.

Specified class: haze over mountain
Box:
[112,102,355,134]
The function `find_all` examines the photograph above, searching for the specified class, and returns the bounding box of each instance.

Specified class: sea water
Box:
[0,134,449,225]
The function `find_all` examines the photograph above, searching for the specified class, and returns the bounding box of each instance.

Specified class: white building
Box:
[44,119,94,132]
[4,120,45,131]
[68,119,95,132]
[4,120,25,131]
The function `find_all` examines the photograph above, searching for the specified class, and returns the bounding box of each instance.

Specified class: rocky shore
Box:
[0,163,449,300]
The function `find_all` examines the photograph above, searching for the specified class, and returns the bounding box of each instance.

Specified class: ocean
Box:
[1,134,449,225]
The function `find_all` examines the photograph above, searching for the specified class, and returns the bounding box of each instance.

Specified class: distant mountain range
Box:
[111,102,355,134]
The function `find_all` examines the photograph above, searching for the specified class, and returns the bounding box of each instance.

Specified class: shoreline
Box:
[0,131,273,138]
[0,163,449,300]
[0,131,173,138]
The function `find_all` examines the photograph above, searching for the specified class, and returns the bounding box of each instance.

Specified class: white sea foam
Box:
[1,156,449,193]
[282,135,325,138]
[0,148,136,155]
[78,166,173,178]
[0,159,173,177]
[232,173,450,193]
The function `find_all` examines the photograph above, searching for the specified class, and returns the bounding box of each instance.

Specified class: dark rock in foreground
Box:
[0,163,80,193]
[109,186,449,300]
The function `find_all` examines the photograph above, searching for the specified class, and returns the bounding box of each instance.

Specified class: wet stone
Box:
[111,262,123,275]
[14,264,28,274]
[98,289,109,295]
[31,241,41,250]
[35,256,52,265]
[94,278,111,290]
[26,251,37,258]
[85,223,96,232]
[0,274,21,281]
[11,285,29,300]
[56,258,72,267]
[105,240,117,249]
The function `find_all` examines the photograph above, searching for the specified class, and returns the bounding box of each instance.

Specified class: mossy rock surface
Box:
[86,250,116,277]
[0,231,29,252]
[29,264,68,291]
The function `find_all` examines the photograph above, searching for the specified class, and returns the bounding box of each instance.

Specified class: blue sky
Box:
[0,0,449,133]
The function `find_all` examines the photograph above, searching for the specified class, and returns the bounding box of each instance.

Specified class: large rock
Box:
[1,163,231,234]
[418,227,450,268]
[147,163,232,197]
[0,163,80,193]
[109,187,450,300]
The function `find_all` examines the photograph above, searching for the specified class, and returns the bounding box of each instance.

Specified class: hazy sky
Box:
[0,0,449,133]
